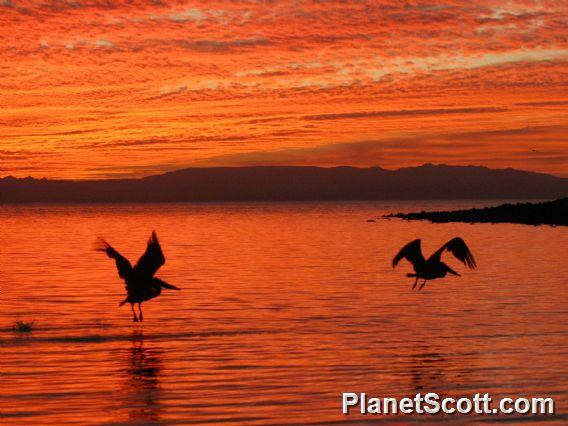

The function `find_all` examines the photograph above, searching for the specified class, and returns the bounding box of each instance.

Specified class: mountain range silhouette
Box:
[1,164,567,202]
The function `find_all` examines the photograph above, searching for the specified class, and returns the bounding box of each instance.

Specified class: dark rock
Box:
[384,198,567,227]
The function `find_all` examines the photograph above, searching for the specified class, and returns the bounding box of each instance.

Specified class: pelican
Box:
[96,231,180,322]
[392,238,476,290]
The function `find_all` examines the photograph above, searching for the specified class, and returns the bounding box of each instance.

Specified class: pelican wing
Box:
[96,238,132,280]
[392,239,425,268]
[430,237,476,269]
[134,231,165,278]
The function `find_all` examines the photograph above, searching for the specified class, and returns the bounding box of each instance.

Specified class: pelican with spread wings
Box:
[392,238,476,290]
[96,231,180,322]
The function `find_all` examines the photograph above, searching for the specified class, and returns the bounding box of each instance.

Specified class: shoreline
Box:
[384,198,568,227]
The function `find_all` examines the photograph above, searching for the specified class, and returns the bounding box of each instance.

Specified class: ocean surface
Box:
[0,201,566,425]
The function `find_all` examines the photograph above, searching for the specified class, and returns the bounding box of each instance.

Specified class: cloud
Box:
[147,84,188,100]
[0,128,98,138]
[83,134,254,149]
[173,37,272,52]
[1,0,567,179]
[515,100,568,107]
[194,124,568,177]
[169,8,205,22]
[303,107,508,121]
[95,39,114,48]
[83,162,183,179]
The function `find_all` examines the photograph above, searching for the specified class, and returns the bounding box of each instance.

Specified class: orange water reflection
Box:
[0,201,566,424]
[120,330,163,424]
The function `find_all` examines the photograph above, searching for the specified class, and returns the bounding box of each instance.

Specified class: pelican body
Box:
[393,238,476,290]
[96,231,180,321]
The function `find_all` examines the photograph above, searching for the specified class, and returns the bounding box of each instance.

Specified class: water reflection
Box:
[1,202,566,424]
[122,330,163,424]
[409,343,479,399]
[410,349,446,392]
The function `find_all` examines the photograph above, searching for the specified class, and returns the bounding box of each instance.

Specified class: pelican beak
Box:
[446,266,461,276]
[161,281,181,291]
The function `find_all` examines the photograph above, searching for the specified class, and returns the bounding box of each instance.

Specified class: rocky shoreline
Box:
[384,198,567,227]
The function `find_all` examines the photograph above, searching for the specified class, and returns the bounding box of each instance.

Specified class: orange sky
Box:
[1,0,567,179]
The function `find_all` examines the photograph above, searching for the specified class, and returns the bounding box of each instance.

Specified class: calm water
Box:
[0,201,566,425]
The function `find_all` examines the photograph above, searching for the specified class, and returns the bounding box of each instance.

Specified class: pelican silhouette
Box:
[392,238,476,290]
[96,231,180,322]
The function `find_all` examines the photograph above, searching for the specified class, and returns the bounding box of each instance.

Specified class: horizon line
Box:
[2,162,567,182]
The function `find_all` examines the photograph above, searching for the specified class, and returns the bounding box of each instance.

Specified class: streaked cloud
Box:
[303,107,508,121]
[199,125,568,174]
[0,0,566,178]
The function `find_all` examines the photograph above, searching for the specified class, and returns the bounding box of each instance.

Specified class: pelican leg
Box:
[412,277,419,290]
[419,280,427,290]
[138,303,143,322]
[131,304,139,322]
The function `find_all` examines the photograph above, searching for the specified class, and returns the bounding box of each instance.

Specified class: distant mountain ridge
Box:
[1,164,567,202]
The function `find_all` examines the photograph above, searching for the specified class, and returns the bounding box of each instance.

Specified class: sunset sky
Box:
[1,0,567,179]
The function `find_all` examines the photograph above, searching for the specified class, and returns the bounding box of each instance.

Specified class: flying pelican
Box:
[96,231,180,322]
[392,238,476,290]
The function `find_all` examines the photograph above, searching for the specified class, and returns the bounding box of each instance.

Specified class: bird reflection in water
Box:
[410,349,447,393]
[409,346,476,400]
[122,330,163,424]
